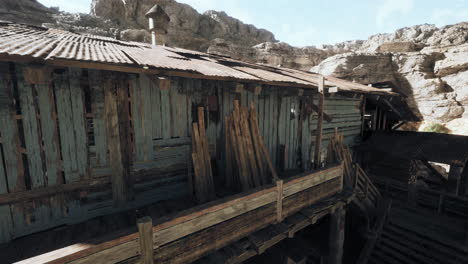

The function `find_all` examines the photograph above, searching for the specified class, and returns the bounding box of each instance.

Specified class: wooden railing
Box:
[354,165,380,208]
[18,163,344,264]
[373,177,468,220]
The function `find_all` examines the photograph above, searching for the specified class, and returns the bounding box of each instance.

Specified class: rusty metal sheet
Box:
[0,22,396,96]
[124,45,260,79]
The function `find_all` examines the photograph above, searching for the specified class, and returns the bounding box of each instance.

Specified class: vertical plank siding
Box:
[0,63,363,242]
[0,63,13,243]
[0,63,25,192]
[16,66,46,188]
[88,70,108,168]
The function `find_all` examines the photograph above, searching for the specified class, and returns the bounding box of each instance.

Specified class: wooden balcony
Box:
[19,163,347,264]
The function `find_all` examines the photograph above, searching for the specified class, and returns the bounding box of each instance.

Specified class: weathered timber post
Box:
[104,73,134,206]
[328,205,346,264]
[137,216,154,264]
[314,76,325,169]
[448,165,464,195]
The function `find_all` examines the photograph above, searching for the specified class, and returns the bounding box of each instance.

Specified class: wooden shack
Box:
[0,22,396,263]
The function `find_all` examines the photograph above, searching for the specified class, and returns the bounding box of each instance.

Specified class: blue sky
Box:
[38,0,468,47]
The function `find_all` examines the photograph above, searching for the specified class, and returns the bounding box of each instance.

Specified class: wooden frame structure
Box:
[19,164,344,264]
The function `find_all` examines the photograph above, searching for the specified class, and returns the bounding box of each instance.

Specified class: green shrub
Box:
[423,123,450,134]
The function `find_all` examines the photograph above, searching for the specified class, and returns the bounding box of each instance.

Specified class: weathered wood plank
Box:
[17,66,45,188]
[160,81,171,140]
[283,164,343,197]
[37,81,62,185]
[153,189,276,248]
[0,63,25,191]
[0,138,13,243]
[138,74,155,160]
[54,69,88,183]
[69,68,89,179]
[104,73,133,205]
[150,75,162,140]
[88,70,108,167]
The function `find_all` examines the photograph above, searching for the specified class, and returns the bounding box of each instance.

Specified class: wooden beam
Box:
[104,73,133,205]
[314,76,325,169]
[0,178,109,206]
[137,217,154,264]
[308,100,332,123]
[328,205,346,264]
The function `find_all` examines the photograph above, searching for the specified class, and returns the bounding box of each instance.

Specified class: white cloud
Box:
[375,0,414,29]
[431,8,468,26]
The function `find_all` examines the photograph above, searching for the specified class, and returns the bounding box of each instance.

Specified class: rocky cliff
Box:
[312,23,468,135]
[1,0,466,134]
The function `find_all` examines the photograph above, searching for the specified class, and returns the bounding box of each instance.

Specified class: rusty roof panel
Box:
[233,66,311,85]
[0,22,397,96]
[124,46,260,79]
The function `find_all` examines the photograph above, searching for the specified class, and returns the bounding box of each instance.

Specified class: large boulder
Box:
[311,53,395,84]
[434,51,468,77]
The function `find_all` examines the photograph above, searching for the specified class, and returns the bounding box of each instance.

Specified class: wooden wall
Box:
[0,62,362,243]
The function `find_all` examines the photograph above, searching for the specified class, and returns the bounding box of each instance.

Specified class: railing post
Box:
[276,179,284,223]
[354,164,359,190]
[365,181,369,199]
[437,195,445,215]
[137,216,154,264]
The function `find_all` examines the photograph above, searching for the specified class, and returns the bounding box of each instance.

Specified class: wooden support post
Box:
[328,205,346,264]
[137,217,154,264]
[104,73,133,206]
[371,108,378,130]
[460,162,468,196]
[353,165,359,190]
[437,194,445,215]
[314,76,325,169]
[448,165,463,195]
[360,96,366,136]
[276,180,284,223]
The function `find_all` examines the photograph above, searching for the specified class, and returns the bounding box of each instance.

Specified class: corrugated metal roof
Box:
[0,22,396,96]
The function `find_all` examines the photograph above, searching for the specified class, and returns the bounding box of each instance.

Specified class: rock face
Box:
[312,24,468,134]
[90,0,276,51]
[0,0,56,25]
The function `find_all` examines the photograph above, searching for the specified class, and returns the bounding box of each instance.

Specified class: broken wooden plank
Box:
[249,103,279,181]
